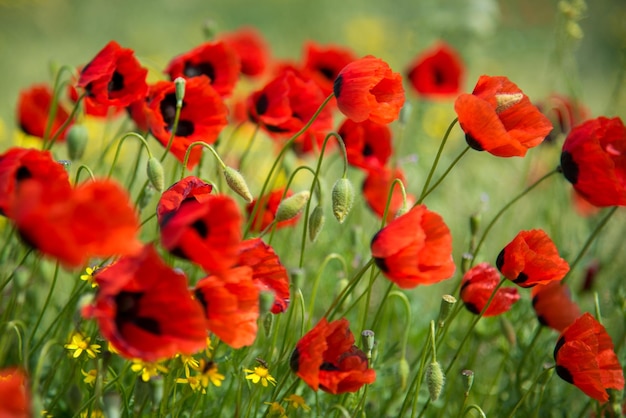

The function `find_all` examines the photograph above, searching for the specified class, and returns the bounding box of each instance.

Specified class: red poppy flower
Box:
[159,193,242,274]
[334,56,405,125]
[77,40,148,108]
[246,188,300,232]
[83,245,207,361]
[165,41,241,97]
[370,204,455,289]
[68,72,125,118]
[538,93,590,143]
[10,178,141,268]
[560,117,626,207]
[531,281,580,332]
[301,42,357,96]
[194,266,259,348]
[219,27,269,77]
[554,312,624,403]
[290,318,376,394]
[496,229,570,288]
[146,77,228,169]
[0,367,30,418]
[362,167,411,222]
[156,176,214,223]
[454,75,553,157]
[238,238,290,314]
[0,147,70,216]
[338,118,392,171]
[460,262,520,317]
[406,42,464,99]
[17,84,72,140]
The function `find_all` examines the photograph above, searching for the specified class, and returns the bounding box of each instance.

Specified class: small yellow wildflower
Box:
[81,369,97,387]
[107,341,120,355]
[244,365,277,387]
[80,266,98,288]
[80,410,104,418]
[130,360,168,382]
[176,359,225,393]
[264,402,287,418]
[41,411,54,418]
[285,393,310,411]
[178,354,200,376]
[64,332,101,359]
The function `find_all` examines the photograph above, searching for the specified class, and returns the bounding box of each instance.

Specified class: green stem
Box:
[74,165,96,183]
[417,118,458,202]
[325,259,375,320]
[179,142,227,180]
[159,99,183,163]
[506,367,554,418]
[28,261,60,348]
[463,405,487,418]
[515,325,545,387]
[418,146,470,204]
[306,254,348,328]
[42,65,79,150]
[107,132,154,179]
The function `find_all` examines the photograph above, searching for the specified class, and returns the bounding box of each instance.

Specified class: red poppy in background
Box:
[18,84,72,140]
[338,118,392,171]
[219,27,269,77]
[11,178,141,268]
[302,42,357,96]
[68,71,125,118]
[165,41,241,97]
[454,75,553,157]
[77,40,148,108]
[460,262,520,317]
[156,176,214,223]
[290,318,376,394]
[146,77,228,169]
[334,56,405,124]
[194,266,259,348]
[560,116,626,207]
[406,42,464,99]
[532,281,580,332]
[538,93,590,143]
[496,229,570,288]
[362,166,411,222]
[371,204,455,288]
[159,194,242,274]
[127,98,150,132]
[0,367,30,418]
[83,245,207,361]
[246,188,300,232]
[0,147,70,216]
[554,312,624,403]
[238,238,290,314]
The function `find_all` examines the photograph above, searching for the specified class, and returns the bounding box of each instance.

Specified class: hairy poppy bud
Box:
[399,357,410,390]
[332,178,354,223]
[137,184,155,210]
[174,77,186,107]
[66,124,88,160]
[146,157,165,192]
[437,294,457,329]
[426,361,445,401]
[224,166,253,202]
[275,191,310,223]
[462,369,474,397]
[308,205,325,242]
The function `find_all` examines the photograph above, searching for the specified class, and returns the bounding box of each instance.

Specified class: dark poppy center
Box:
[115,291,161,335]
[319,362,340,371]
[191,219,209,238]
[184,62,216,82]
[560,151,579,185]
[15,166,32,181]
[108,71,125,93]
[255,93,269,115]
[465,134,484,151]
[373,257,389,273]
[362,143,374,157]
[433,67,446,86]
[160,93,195,137]
[333,75,343,98]
[289,348,300,372]
[318,66,335,81]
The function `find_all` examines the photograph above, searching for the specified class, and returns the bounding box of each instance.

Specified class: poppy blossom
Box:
[334,56,405,125]
[460,262,520,317]
[77,40,148,108]
[237,238,290,314]
[17,84,72,140]
[454,75,553,157]
[194,266,259,348]
[538,93,589,143]
[165,41,241,97]
[290,318,376,394]
[68,70,125,118]
[554,312,624,403]
[362,167,411,222]
[406,42,464,99]
[246,188,300,232]
[156,176,214,223]
[159,193,242,274]
[146,77,228,169]
[0,367,30,418]
[338,118,392,171]
[560,116,626,207]
[370,204,455,289]
[83,245,207,361]
[496,229,570,288]
[531,281,580,332]
[301,42,357,96]
[219,27,269,77]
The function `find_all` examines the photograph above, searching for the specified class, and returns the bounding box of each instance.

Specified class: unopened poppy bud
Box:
[174,77,186,107]
[332,178,354,223]
[146,157,165,192]
[275,191,310,223]
[66,124,88,160]
[103,391,122,418]
[259,291,275,314]
[361,330,375,355]
[137,184,155,210]
[150,376,164,409]
[437,294,457,329]
[470,212,481,236]
[426,361,445,402]
[461,369,474,397]
[263,312,273,337]
[290,268,305,289]
[202,19,217,40]
[461,252,473,274]
[395,200,409,218]
[223,166,253,202]
[308,205,325,242]
[399,357,410,390]
[495,93,523,113]
[499,317,516,346]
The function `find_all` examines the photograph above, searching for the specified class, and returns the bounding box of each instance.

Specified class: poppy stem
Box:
[75,164,96,183]
[307,254,348,328]
[28,261,60,348]
[506,367,554,418]
[418,145,470,203]
[107,132,153,179]
[42,65,80,150]
[514,325,545,388]
[417,118,458,203]
[179,141,227,179]
[324,258,375,320]
[237,124,260,170]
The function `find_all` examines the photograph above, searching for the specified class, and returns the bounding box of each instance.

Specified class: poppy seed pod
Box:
[223,166,253,202]
[426,361,445,401]
[332,178,354,223]
[275,191,310,223]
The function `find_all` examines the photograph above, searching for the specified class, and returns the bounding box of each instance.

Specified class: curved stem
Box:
[179,142,227,180]
[107,132,153,179]
[28,261,60,348]
[74,165,96,183]
[43,65,79,150]
[418,146,470,204]
[325,259,375,320]
[307,254,348,328]
[506,367,554,418]
[418,118,458,202]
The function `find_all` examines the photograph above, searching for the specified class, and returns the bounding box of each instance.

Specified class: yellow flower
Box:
[244,365,276,387]
[176,359,225,393]
[285,393,310,411]
[130,360,168,382]
[264,402,287,418]
[80,266,98,288]
[81,369,98,387]
[64,332,101,359]
[80,410,104,418]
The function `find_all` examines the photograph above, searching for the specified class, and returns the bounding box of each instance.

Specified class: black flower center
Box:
[184,62,216,82]
[108,71,125,93]
[115,291,161,335]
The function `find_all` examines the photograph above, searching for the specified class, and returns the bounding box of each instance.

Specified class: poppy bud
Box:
[263,312,273,337]
[259,291,275,314]
[66,124,89,161]
[174,77,186,107]
[290,268,305,289]
[331,178,354,223]
[399,357,410,390]
[399,101,412,125]
[426,361,445,402]
[223,166,253,202]
[308,205,325,242]
[103,391,122,418]
[137,184,155,210]
[566,21,583,40]
[462,369,474,397]
[437,294,457,329]
[500,317,517,346]
[146,157,165,192]
[202,19,217,40]
[275,191,310,223]
[361,330,375,359]
[469,212,481,236]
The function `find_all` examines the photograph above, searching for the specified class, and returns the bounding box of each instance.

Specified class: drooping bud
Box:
[146,157,165,192]
[462,369,474,397]
[174,77,186,107]
[308,205,325,242]
[66,124,89,161]
[331,178,354,223]
[223,166,253,202]
[495,93,524,113]
[437,294,457,329]
[137,184,156,211]
[399,357,410,390]
[425,361,445,402]
[202,19,218,40]
[275,191,310,223]
[470,212,481,236]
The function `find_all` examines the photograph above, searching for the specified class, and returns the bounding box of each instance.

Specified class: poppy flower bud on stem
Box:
[174,77,186,107]
[462,369,474,397]
[332,178,354,223]
[146,157,165,192]
[308,205,325,242]
[223,166,253,202]
[426,361,445,402]
[66,124,88,161]
[361,330,375,362]
[437,294,457,329]
[275,191,310,223]
[137,184,155,210]
[399,357,410,390]
[263,312,273,337]
[259,291,275,314]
